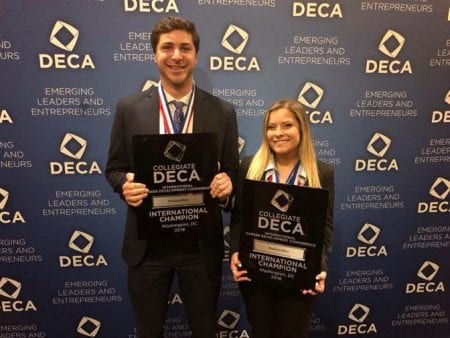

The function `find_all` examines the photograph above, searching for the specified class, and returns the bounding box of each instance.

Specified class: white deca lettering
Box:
[417,201,449,213]
[153,169,201,184]
[39,54,95,69]
[431,111,450,123]
[355,159,399,171]
[49,161,102,175]
[123,0,179,13]
[306,110,333,124]
[210,56,260,72]
[365,60,412,74]
[0,109,13,123]
[293,2,343,18]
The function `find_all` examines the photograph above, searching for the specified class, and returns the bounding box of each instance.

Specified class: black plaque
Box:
[239,179,329,290]
[133,133,218,240]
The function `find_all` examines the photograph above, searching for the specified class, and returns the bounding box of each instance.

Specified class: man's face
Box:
[155,29,198,91]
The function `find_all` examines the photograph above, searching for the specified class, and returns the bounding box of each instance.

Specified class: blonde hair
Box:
[246,98,321,188]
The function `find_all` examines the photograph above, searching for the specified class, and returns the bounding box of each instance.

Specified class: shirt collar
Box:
[163,89,193,106]
[264,155,277,173]
[264,154,307,185]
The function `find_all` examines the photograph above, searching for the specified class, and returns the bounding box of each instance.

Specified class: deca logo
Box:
[152,141,200,185]
[337,303,377,335]
[167,293,183,305]
[77,316,101,337]
[271,190,294,213]
[355,132,399,172]
[417,177,450,214]
[431,89,450,124]
[123,0,179,13]
[59,230,108,268]
[238,136,245,154]
[405,261,445,294]
[38,20,95,69]
[366,29,412,74]
[297,82,333,124]
[223,225,231,254]
[164,140,186,162]
[346,223,387,258]
[292,1,343,18]
[49,133,102,175]
[210,24,260,72]
[0,277,37,313]
[217,309,249,338]
[257,190,305,236]
[0,188,9,210]
[0,187,26,224]
[141,79,158,92]
[0,108,13,124]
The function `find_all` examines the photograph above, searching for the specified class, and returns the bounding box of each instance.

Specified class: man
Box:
[105,16,239,338]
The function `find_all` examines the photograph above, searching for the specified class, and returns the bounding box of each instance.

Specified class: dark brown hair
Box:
[151,16,200,53]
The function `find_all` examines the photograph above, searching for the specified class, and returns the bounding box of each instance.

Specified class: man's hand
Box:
[209,172,232,203]
[122,172,149,207]
[230,252,251,282]
[209,173,233,203]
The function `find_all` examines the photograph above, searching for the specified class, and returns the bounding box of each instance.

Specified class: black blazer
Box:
[230,156,335,271]
[105,86,239,274]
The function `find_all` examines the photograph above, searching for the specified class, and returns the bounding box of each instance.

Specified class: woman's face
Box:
[266,108,301,160]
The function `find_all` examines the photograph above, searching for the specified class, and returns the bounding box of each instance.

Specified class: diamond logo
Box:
[49,20,79,52]
[59,133,87,160]
[348,303,370,323]
[0,277,22,299]
[238,136,245,154]
[378,29,405,58]
[417,261,439,281]
[221,25,249,55]
[142,79,158,92]
[68,230,94,254]
[164,140,186,162]
[357,223,380,245]
[445,90,450,105]
[218,309,240,329]
[366,132,391,158]
[297,82,324,109]
[77,316,101,337]
[223,225,231,249]
[271,190,294,213]
[0,187,9,210]
[429,177,450,200]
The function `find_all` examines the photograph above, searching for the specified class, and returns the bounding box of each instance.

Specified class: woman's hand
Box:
[301,271,327,295]
[230,252,251,282]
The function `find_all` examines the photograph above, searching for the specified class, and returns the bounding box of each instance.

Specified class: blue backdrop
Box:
[1,1,449,337]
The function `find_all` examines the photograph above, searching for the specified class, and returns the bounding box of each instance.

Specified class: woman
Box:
[230,98,334,338]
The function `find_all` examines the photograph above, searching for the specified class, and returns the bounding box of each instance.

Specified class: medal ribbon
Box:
[266,160,302,186]
[158,82,195,134]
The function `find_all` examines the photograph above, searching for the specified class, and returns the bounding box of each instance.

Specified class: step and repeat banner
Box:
[1,1,449,337]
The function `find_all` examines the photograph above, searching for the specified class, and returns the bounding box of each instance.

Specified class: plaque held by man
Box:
[132,133,218,240]
[239,179,329,290]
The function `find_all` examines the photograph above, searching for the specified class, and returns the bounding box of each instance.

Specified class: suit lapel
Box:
[146,87,160,134]
[193,87,207,133]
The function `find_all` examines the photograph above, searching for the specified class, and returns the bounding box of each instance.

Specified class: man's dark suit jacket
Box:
[230,156,335,272]
[105,86,239,275]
